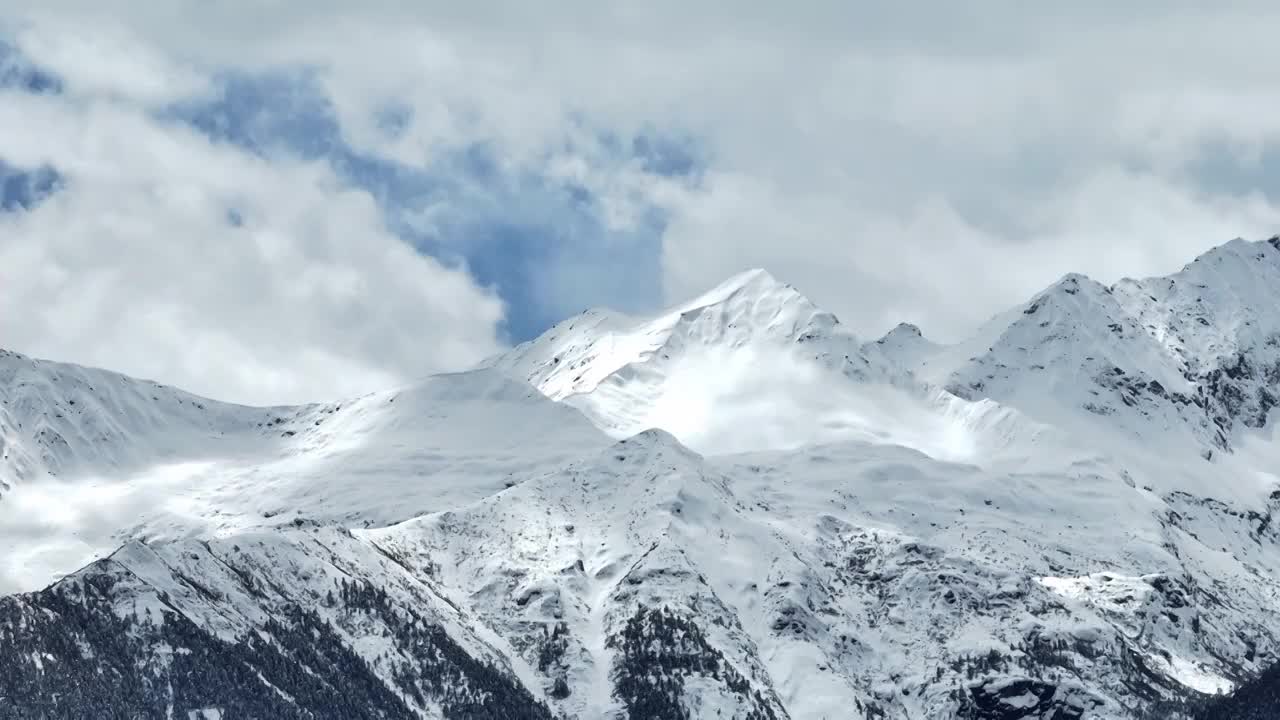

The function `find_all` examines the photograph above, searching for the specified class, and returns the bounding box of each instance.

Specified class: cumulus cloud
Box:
[658,167,1280,340]
[0,84,504,405]
[12,17,209,104]
[6,0,1280,387]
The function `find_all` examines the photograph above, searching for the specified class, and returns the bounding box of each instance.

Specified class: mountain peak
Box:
[1037,272,1108,300]
[673,268,838,337]
[886,322,923,338]
[1184,236,1266,266]
[926,235,1280,453]
[674,267,824,320]
[1109,235,1280,362]
[618,427,687,447]
[494,266,847,404]
[865,322,940,369]
[609,427,704,465]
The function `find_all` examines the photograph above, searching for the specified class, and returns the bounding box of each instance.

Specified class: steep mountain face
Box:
[5,237,1280,719]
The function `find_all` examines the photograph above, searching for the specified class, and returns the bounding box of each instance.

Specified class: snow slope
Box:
[0,355,610,593]
[862,322,943,369]
[0,347,286,495]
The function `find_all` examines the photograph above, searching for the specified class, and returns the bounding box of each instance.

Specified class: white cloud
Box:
[13,14,210,104]
[0,90,504,405]
[659,167,1280,340]
[7,1,1280,365]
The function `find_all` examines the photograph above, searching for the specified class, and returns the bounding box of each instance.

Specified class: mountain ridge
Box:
[5,236,1280,719]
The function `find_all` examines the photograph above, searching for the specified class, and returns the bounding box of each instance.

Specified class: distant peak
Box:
[1055,272,1093,287]
[874,322,933,348]
[1029,272,1108,304]
[619,427,684,446]
[1187,237,1249,263]
[867,321,940,367]
[1185,235,1280,266]
[609,428,704,463]
[1110,236,1280,290]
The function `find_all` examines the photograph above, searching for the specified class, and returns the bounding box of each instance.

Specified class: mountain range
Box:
[5,238,1280,719]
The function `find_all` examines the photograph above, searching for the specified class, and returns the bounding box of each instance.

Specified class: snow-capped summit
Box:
[909,238,1280,457]
[929,271,1189,411]
[882,321,925,339]
[489,267,877,452]
[669,267,841,341]
[494,262,1235,464]
[1114,236,1280,370]
[863,322,941,368]
[492,267,843,401]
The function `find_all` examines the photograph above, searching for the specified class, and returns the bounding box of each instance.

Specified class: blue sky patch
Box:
[374,102,413,141]
[0,160,62,212]
[0,39,61,94]
[167,69,341,157]
[631,132,702,178]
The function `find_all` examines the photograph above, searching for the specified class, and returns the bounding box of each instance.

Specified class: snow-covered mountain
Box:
[0,352,609,593]
[918,239,1280,464]
[5,238,1280,719]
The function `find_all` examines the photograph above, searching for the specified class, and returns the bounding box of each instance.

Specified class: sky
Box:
[4,2,1280,405]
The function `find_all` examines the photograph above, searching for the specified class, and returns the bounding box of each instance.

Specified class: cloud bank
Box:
[5,2,1280,402]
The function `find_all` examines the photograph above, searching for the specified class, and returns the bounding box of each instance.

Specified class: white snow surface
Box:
[0,355,608,593]
[7,238,1280,718]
